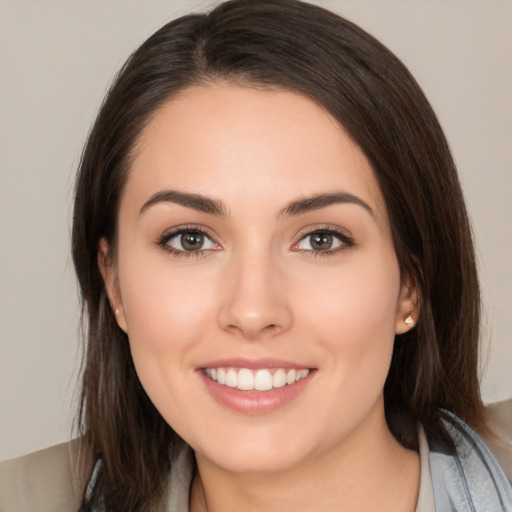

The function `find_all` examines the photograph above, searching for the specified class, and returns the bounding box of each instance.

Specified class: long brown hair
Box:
[72,0,486,509]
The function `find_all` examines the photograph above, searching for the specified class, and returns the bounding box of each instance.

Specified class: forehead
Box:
[125,83,388,224]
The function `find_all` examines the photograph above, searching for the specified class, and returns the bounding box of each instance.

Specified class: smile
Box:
[204,367,310,391]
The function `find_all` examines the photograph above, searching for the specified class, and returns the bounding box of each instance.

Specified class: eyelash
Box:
[293,226,355,258]
[156,225,354,259]
[157,226,217,259]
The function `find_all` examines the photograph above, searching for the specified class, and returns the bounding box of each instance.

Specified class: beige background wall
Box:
[1,0,511,460]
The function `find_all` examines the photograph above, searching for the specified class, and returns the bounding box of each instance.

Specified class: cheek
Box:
[117,253,219,369]
[297,252,400,372]
[116,256,222,430]
[295,255,401,434]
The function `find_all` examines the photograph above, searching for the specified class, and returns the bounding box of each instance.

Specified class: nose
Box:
[217,252,293,341]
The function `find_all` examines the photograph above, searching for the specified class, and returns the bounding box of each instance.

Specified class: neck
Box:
[189,406,420,512]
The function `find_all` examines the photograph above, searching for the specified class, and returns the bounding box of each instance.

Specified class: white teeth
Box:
[225,369,238,388]
[254,369,273,391]
[272,369,287,388]
[204,367,310,391]
[237,368,254,390]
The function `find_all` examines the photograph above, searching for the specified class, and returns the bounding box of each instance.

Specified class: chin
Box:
[189,422,324,475]
[200,445,309,474]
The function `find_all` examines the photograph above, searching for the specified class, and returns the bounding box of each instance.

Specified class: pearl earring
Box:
[405,315,414,326]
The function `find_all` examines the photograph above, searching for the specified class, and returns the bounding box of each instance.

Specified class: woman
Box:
[1,1,510,511]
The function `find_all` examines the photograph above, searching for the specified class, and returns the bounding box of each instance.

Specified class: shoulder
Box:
[0,439,88,512]
[482,398,512,482]
[426,409,512,511]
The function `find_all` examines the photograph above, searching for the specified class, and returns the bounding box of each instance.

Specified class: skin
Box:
[99,83,421,511]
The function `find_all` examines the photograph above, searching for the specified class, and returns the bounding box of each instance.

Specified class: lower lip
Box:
[198,370,314,415]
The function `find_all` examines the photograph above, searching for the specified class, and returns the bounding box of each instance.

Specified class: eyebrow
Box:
[140,190,228,216]
[279,192,374,218]
[139,189,373,219]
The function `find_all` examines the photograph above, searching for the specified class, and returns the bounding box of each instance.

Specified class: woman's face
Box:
[101,83,417,473]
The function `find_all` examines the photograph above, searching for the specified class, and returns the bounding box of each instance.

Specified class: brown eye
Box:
[310,232,334,251]
[180,232,204,251]
[293,229,353,255]
[163,229,218,253]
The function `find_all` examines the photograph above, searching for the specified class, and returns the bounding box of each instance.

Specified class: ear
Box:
[98,238,128,333]
[395,274,420,335]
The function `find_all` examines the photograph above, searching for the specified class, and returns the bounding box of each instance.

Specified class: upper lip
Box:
[197,357,312,370]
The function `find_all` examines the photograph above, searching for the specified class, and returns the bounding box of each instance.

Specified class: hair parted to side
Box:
[72,0,486,508]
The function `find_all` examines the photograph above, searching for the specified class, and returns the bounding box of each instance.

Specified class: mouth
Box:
[203,367,310,391]
[198,359,315,414]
